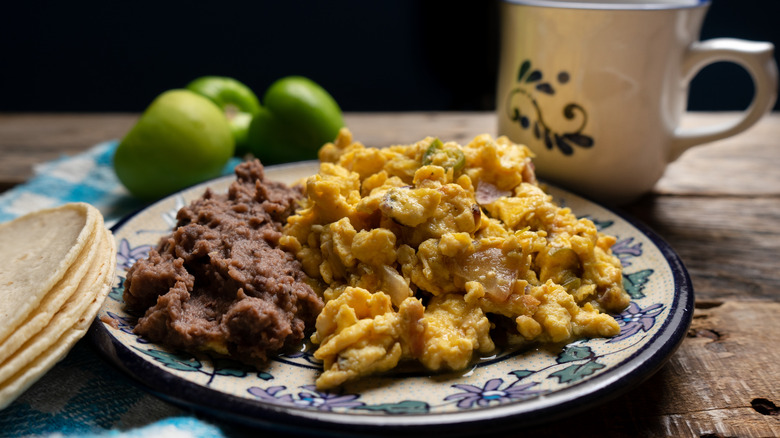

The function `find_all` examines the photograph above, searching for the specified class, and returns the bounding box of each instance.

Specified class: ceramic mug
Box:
[496,0,778,204]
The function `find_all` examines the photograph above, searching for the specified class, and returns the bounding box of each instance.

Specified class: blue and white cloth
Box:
[0,141,141,227]
[0,141,242,437]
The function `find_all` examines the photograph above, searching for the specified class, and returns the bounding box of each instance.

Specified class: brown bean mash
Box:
[123,160,323,364]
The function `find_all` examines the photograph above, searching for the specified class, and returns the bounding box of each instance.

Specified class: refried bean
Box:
[123,160,323,364]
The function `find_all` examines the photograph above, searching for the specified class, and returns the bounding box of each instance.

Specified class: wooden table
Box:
[1,112,778,437]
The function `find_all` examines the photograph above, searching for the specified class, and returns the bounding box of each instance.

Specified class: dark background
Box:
[1,0,778,113]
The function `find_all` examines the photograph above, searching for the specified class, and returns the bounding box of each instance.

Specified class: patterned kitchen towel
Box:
[0,141,243,437]
[0,140,241,227]
[0,141,139,226]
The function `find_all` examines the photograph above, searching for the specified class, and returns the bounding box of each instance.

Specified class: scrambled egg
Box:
[281,129,630,389]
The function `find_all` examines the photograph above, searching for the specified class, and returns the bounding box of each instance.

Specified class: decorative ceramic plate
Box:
[91,161,693,436]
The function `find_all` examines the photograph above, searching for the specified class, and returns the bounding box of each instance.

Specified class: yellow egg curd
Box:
[280,128,630,390]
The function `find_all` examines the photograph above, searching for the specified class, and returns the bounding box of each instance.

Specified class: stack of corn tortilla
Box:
[0,202,116,409]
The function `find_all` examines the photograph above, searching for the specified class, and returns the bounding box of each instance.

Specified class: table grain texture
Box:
[0,112,778,437]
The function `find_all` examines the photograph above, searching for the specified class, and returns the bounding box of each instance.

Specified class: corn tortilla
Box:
[0,203,100,345]
[0,224,112,383]
[0,213,102,363]
[0,226,116,409]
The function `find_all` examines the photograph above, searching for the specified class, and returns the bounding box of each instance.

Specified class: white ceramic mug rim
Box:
[502,0,709,10]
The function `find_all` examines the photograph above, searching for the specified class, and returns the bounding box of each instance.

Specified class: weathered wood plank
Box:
[345,111,496,147]
[523,301,780,437]
[0,112,498,190]
[657,113,780,196]
[625,195,780,301]
[2,112,779,196]
[0,113,137,190]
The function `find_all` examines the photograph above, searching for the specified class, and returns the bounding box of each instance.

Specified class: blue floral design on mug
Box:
[505,59,594,156]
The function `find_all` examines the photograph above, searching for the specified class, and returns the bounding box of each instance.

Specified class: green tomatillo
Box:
[186,76,261,156]
[248,76,345,164]
[113,89,235,201]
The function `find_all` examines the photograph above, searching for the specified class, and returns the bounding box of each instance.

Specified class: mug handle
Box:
[670,38,778,161]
